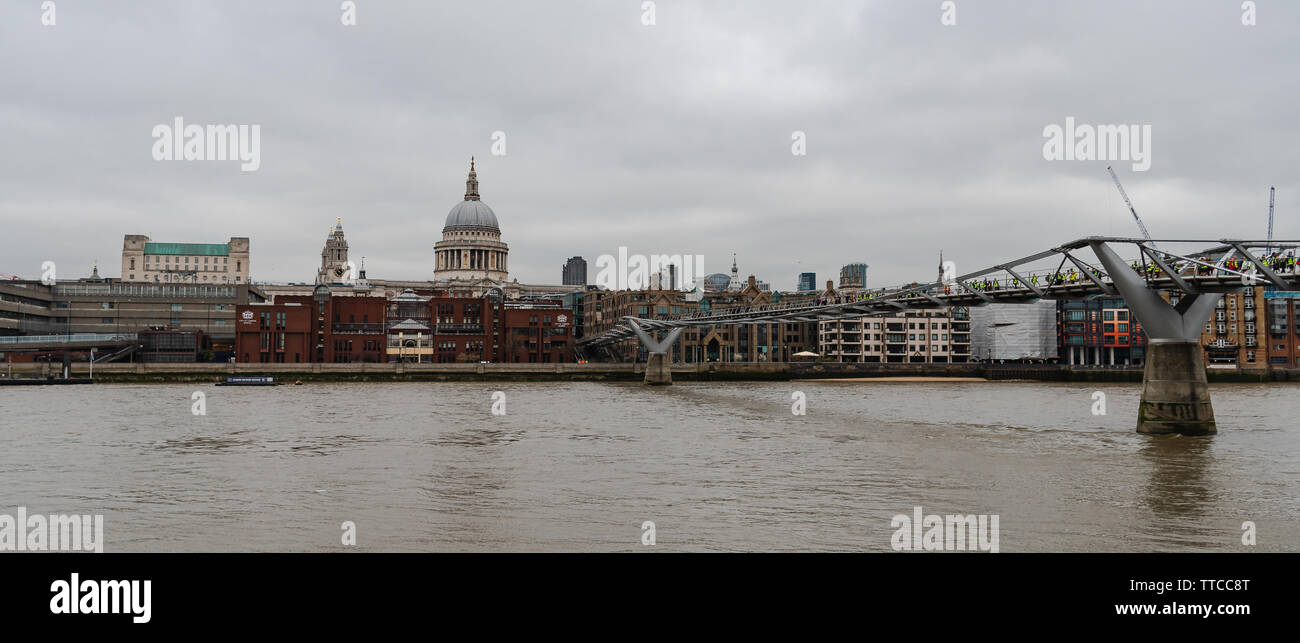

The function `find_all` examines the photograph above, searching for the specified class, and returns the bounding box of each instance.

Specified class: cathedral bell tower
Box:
[318,218,351,284]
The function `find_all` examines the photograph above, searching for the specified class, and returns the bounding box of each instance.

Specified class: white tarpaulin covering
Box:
[969,301,1059,360]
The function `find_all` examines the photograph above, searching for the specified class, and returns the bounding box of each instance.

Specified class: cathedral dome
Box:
[444,200,499,232]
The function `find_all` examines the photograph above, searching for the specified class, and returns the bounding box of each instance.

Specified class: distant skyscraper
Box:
[563,256,587,286]
[797,272,816,291]
[645,264,680,290]
[840,263,868,289]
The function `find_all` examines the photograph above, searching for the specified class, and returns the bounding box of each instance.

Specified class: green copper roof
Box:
[144,242,229,256]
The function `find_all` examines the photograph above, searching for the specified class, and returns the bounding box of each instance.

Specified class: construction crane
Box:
[1266,186,1276,251]
[1106,165,1155,249]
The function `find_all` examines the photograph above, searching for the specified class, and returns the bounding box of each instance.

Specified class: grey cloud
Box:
[1,0,1296,289]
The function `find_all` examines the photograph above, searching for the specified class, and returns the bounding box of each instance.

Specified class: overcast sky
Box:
[2,0,1297,290]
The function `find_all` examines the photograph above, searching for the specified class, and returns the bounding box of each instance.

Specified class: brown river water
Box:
[1,380,1295,551]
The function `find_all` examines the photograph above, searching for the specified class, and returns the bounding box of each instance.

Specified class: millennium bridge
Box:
[578,237,1300,436]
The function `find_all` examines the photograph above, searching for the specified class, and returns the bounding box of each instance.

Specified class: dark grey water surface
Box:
[1,381,1296,551]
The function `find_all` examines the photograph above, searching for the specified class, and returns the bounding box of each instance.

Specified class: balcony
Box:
[387,338,432,349]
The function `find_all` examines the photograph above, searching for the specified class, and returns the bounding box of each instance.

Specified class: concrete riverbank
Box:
[0,361,1286,383]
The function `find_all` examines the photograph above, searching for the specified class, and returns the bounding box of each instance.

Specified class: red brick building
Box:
[235,287,385,363]
[501,304,573,363]
[237,287,573,364]
[1265,291,1300,369]
[234,300,311,363]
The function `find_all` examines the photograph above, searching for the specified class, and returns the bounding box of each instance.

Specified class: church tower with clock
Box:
[317,218,351,284]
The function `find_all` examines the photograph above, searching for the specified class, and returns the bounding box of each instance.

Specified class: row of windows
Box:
[831,344,953,353]
[258,312,288,330]
[330,339,383,353]
[53,284,238,298]
[76,302,225,312]
[822,321,955,330]
[1206,323,1259,335]
[139,255,232,266]
[128,273,243,283]
[822,332,963,343]
[90,317,227,326]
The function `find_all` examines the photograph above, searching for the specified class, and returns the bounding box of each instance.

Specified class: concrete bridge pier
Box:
[627,318,683,385]
[643,352,672,385]
[1139,340,1215,435]
[1090,241,1221,435]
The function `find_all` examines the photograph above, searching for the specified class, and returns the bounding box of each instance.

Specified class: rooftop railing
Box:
[0,333,138,345]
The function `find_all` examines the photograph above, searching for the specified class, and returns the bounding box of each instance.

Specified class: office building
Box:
[121,235,250,284]
[563,257,587,286]
[797,272,817,292]
[840,263,867,289]
[1264,289,1300,368]
[819,308,970,363]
